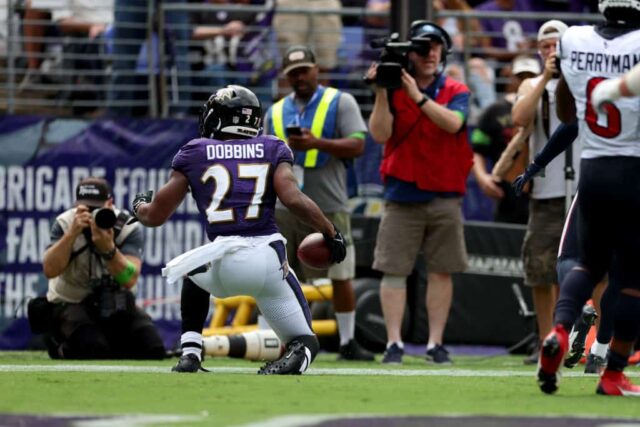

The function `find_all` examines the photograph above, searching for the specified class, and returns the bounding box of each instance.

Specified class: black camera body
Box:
[369,33,434,89]
[89,275,135,320]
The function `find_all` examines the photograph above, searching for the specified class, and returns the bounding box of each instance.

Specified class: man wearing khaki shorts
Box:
[273,0,342,71]
[368,21,473,365]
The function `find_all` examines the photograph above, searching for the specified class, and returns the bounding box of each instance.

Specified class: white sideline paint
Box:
[0,364,639,378]
[74,414,204,426]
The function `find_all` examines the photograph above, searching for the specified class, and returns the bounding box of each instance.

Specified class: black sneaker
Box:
[584,352,606,374]
[258,340,311,375]
[337,339,375,361]
[426,344,452,364]
[171,353,202,373]
[381,343,404,365]
[564,304,598,369]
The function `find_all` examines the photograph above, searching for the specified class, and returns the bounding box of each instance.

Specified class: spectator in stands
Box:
[470,55,539,224]
[362,0,390,62]
[18,1,54,92]
[33,177,165,360]
[50,0,113,115]
[435,0,496,111]
[367,21,472,365]
[263,45,374,362]
[511,20,579,365]
[191,0,275,105]
[474,0,538,61]
[272,0,342,92]
[109,0,191,117]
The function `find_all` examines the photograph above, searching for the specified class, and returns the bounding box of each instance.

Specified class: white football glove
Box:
[591,78,621,113]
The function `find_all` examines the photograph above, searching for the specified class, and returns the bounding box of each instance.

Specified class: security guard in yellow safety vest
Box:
[264,45,373,361]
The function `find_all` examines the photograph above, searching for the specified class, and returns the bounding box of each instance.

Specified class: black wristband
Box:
[416,95,429,108]
[98,246,117,261]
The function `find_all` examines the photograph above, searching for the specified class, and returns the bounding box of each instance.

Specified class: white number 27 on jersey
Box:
[201,163,270,223]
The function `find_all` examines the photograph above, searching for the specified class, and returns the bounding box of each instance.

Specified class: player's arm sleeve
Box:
[532,121,578,168]
[275,139,295,166]
[171,143,192,173]
[336,92,367,139]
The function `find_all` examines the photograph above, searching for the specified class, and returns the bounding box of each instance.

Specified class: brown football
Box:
[297,232,331,270]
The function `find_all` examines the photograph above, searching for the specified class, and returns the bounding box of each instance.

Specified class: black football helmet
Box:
[408,20,452,63]
[199,85,262,140]
[599,0,640,25]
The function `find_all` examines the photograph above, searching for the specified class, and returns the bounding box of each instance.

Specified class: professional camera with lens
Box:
[90,207,117,229]
[367,21,452,89]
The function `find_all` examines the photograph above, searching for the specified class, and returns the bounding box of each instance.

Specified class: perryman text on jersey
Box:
[570,51,640,74]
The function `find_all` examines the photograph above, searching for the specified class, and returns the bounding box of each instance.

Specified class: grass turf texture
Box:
[1,351,639,426]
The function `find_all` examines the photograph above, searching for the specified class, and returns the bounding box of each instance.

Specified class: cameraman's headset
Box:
[408,20,452,75]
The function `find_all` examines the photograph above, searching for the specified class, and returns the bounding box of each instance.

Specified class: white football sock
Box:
[590,340,609,359]
[335,311,355,346]
[181,331,203,361]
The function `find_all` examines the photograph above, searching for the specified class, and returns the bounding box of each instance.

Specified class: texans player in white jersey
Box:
[132,85,347,375]
[537,0,640,396]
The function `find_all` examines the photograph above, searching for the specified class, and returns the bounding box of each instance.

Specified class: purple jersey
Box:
[172,135,293,241]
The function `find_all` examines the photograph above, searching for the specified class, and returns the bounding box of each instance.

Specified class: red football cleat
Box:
[597,370,640,396]
[537,324,569,394]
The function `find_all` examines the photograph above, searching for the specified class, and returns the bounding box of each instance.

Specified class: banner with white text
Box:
[0,115,201,350]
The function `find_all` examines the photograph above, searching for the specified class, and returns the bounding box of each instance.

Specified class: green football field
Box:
[1,351,639,427]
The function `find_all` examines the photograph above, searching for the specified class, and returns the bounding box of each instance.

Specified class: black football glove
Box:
[512,162,542,196]
[323,225,347,264]
[129,190,154,223]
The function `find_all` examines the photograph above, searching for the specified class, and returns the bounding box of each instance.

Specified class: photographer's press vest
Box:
[46,208,138,304]
[380,77,473,193]
[270,85,340,168]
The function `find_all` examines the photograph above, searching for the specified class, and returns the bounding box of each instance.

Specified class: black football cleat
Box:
[171,353,203,373]
[564,304,598,369]
[584,352,606,374]
[258,340,311,375]
[337,339,375,361]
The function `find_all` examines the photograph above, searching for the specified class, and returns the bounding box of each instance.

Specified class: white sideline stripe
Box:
[74,414,204,426]
[235,414,640,427]
[0,364,639,378]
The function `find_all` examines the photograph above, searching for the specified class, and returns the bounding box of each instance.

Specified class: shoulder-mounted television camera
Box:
[365,21,452,89]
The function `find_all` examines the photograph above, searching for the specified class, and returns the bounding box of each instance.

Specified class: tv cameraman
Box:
[367,21,473,365]
[36,177,165,360]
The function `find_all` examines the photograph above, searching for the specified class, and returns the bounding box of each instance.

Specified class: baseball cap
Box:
[537,20,568,42]
[512,56,541,76]
[75,177,112,207]
[282,45,316,75]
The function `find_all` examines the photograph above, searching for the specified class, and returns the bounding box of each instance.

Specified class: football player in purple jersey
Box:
[132,85,347,374]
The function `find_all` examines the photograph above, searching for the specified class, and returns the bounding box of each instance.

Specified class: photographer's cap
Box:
[512,56,541,76]
[537,20,568,42]
[282,45,316,75]
[76,177,112,207]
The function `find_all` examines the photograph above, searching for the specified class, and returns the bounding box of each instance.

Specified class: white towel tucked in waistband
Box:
[162,233,286,285]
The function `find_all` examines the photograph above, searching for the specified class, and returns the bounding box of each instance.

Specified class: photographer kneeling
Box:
[367,21,473,365]
[34,177,165,360]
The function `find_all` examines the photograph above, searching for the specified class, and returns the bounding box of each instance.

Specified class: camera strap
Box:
[113,211,132,240]
[542,89,550,140]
